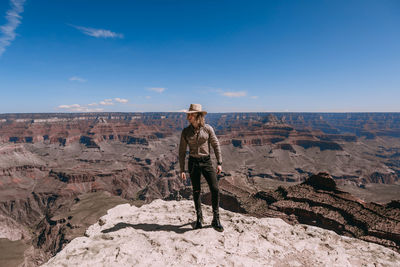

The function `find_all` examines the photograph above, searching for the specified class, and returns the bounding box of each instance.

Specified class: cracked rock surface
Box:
[43,199,400,267]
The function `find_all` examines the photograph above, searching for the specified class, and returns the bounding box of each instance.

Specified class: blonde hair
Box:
[187,112,205,127]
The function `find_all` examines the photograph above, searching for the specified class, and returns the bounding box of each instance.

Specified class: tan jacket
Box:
[179,124,222,172]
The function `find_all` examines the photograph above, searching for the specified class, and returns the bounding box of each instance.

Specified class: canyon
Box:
[0,112,399,266]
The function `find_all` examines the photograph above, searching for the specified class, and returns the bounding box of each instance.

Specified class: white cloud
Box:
[58,104,81,109]
[114,98,128,103]
[57,104,103,112]
[57,97,128,112]
[145,96,151,99]
[69,76,87,82]
[221,91,247,98]
[250,96,259,99]
[0,0,26,57]
[148,87,166,93]
[100,100,114,106]
[70,25,124,39]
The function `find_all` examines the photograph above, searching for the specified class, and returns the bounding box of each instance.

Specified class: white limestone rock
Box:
[42,199,400,267]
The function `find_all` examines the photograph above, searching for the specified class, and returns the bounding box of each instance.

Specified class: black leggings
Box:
[189,156,220,213]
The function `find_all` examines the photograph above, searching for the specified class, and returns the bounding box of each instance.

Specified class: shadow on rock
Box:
[101,222,197,234]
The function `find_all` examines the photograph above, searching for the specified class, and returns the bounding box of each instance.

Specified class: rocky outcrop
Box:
[42,200,400,267]
[251,173,400,252]
[303,172,337,191]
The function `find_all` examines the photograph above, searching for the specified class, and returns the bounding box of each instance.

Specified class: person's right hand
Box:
[180,172,186,182]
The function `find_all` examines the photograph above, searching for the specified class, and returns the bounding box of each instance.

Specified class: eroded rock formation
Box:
[1,112,400,265]
[247,173,400,252]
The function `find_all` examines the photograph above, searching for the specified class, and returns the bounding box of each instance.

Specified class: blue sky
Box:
[0,0,399,113]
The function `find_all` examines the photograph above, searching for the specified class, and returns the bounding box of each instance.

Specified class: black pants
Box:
[188,155,220,213]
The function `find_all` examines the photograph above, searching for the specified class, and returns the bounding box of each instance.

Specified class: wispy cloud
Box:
[57,97,128,112]
[57,104,104,112]
[58,104,81,109]
[114,97,128,103]
[69,76,87,82]
[148,87,166,93]
[70,24,124,39]
[98,98,129,105]
[221,91,247,98]
[205,87,251,99]
[0,0,26,57]
[100,99,114,106]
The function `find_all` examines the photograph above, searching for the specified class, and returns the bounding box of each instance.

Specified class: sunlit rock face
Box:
[1,112,400,265]
[1,112,399,185]
[42,199,400,267]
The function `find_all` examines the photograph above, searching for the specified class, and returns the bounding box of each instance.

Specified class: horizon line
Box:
[1,111,400,115]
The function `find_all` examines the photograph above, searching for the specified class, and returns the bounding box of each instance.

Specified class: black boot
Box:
[211,211,224,232]
[194,210,204,229]
[193,189,203,229]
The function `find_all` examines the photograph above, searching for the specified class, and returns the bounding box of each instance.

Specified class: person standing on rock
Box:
[179,104,224,232]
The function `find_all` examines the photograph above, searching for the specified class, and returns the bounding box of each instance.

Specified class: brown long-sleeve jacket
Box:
[179,124,222,172]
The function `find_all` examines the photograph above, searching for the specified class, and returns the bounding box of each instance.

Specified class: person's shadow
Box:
[101,222,211,234]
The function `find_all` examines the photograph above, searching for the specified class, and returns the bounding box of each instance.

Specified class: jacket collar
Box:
[189,124,203,132]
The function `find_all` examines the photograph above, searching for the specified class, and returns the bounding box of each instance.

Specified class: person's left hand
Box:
[216,165,222,175]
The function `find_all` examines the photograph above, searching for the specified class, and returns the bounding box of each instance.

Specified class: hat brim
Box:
[185,110,207,115]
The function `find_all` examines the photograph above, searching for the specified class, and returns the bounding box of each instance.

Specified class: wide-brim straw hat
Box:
[185,104,207,115]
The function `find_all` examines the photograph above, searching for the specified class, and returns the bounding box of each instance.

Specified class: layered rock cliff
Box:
[1,112,400,266]
[1,112,399,184]
[247,173,400,252]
